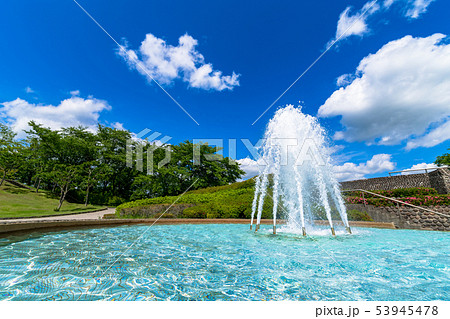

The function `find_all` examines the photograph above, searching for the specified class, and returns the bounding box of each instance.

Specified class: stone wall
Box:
[429,168,450,194]
[346,203,450,231]
[341,168,450,194]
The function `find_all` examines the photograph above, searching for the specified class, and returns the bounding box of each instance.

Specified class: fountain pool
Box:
[0,224,448,300]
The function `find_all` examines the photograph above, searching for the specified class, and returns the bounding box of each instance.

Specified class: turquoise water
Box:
[0,224,448,301]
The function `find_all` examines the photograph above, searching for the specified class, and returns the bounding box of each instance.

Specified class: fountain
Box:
[251,105,351,236]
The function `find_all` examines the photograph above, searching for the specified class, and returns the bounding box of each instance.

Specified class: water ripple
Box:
[0,224,448,300]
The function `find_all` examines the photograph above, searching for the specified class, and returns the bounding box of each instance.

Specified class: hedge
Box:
[345,187,437,198]
[345,195,450,207]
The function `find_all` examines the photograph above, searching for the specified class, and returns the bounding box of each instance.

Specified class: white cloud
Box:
[404,0,435,18]
[401,162,440,175]
[406,120,450,150]
[333,154,395,181]
[383,0,435,18]
[236,157,266,180]
[237,153,395,182]
[70,90,80,96]
[25,86,34,94]
[319,34,450,149]
[329,0,435,47]
[383,0,396,8]
[0,96,111,138]
[111,122,125,130]
[118,33,240,91]
[328,1,380,47]
[336,73,354,87]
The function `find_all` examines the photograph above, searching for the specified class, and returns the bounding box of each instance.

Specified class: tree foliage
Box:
[435,148,450,166]
[1,122,244,210]
[0,124,23,186]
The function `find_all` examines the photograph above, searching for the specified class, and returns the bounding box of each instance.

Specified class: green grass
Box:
[0,182,105,218]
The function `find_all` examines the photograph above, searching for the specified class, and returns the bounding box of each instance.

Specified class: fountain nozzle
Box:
[250,224,252,230]
[255,224,260,232]
[331,227,336,236]
[302,227,306,236]
[273,225,276,234]
[346,226,352,234]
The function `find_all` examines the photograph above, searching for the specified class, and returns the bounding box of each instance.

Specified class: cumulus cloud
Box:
[118,33,240,91]
[0,96,111,138]
[401,162,440,175]
[329,0,435,46]
[333,154,395,181]
[236,157,266,180]
[237,153,395,182]
[319,34,450,149]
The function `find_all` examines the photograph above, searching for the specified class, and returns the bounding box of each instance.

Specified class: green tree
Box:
[80,162,108,206]
[435,148,450,166]
[46,164,83,211]
[26,123,96,210]
[171,141,244,190]
[96,125,137,202]
[0,124,23,186]
[130,141,245,200]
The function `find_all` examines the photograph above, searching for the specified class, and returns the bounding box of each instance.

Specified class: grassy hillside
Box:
[0,182,104,218]
[116,178,275,219]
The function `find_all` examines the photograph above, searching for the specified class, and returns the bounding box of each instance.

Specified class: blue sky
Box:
[1,0,449,181]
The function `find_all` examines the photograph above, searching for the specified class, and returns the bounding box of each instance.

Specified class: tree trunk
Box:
[56,187,67,211]
[0,171,6,187]
[85,185,90,206]
[56,192,64,211]
[35,178,41,193]
[56,197,64,211]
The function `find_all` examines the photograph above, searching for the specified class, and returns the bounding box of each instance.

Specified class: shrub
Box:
[107,196,127,207]
[102,213,116,219]
[345,194,450,207]
[118,203,195,218]
[346,209,373,221]
[345,187,438,198]
[181,206,207,218]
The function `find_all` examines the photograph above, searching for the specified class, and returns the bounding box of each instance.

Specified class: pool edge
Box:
[0,219,397,236]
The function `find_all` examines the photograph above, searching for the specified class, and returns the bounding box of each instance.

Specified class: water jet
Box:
[250,105,350,236]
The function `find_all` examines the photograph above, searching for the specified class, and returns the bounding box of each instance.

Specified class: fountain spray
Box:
[250,105,351,235]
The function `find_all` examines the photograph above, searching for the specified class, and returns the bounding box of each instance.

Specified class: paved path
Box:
[0,208,115,224]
